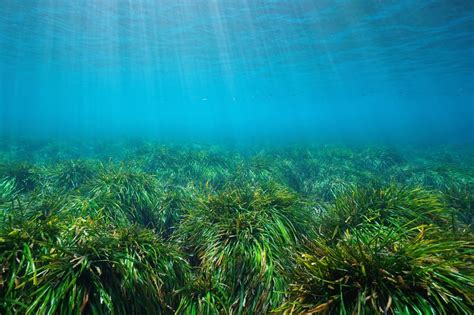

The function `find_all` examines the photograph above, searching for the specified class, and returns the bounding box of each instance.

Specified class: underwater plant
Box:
[88,165,163,228]
[0,162,38,192]
[0,213,190,314]
[41,160,97,192]
[153,184,196,238]
[176,181,313,314]
[0,177,17,207]
[443,182,474,229]
[279,224,474,314]
[318,184,451,240]
[176,273,230,315]
[357,147,405,173]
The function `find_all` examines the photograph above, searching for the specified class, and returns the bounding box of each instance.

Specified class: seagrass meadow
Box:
[1,1,474,314]
[0,139,473,314]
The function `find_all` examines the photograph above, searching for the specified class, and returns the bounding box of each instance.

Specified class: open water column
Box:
[0,1,473,314]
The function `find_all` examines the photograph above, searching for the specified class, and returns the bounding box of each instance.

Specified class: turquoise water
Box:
[0,0,473,142]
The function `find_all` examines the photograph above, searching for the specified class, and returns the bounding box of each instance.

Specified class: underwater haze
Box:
[0,0,473,143]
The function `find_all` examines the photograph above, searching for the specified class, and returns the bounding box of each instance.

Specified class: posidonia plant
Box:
[0,177,17,207]
[175,181,313,314]
[279,224,474,314]
[0,162,38,192]
[443,182,474,229]
[88,165,163,228]
[42,160,97,192]
[317,184,452,240]
[0,213,190,314]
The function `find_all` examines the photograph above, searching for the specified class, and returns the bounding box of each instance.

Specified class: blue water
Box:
[0,0,473,143]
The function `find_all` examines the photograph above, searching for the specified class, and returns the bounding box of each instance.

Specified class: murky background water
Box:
[0,0,473,143]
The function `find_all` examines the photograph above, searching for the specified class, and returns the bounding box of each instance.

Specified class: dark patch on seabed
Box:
[0,139,473,314]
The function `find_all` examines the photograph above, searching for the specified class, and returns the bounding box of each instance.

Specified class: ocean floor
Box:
[0,139,473,314]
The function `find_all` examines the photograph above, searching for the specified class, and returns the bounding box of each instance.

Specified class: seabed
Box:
[0,139,473,314]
